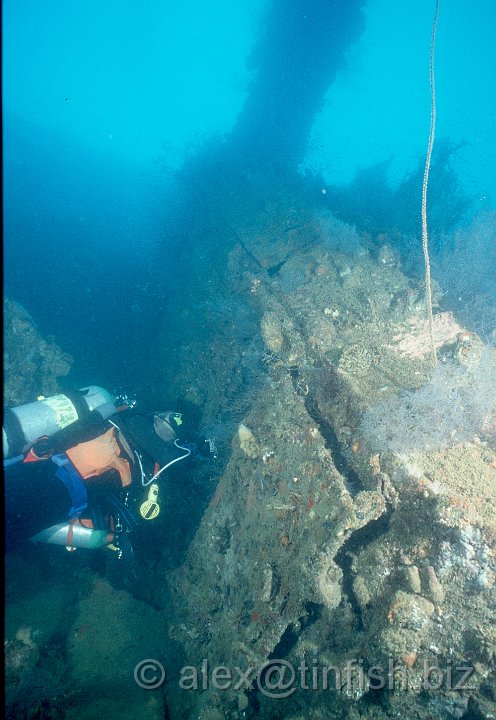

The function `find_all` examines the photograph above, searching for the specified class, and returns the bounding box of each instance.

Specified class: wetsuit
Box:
[4,409,190,550]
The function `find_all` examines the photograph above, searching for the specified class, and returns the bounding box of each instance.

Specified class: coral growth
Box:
[361,344,496,453]
[390,311,463,359]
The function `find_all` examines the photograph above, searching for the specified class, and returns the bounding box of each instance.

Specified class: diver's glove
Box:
[176,438,218,460]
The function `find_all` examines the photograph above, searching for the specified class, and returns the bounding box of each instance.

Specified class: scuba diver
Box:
[3,386,216,587]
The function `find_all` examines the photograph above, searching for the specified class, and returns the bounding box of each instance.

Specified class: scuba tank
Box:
[31,521,113,550]
[30,487,137,551]
[3,386,118,459]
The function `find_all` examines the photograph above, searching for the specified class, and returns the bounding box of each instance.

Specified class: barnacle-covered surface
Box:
[157,178,496,719]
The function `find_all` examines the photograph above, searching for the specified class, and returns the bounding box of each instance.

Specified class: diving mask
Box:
[153,411,183,443]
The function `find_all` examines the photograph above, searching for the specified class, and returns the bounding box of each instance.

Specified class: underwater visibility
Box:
[3,1,496,718]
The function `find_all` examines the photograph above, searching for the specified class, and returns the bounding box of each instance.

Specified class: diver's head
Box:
[153,411,183,443]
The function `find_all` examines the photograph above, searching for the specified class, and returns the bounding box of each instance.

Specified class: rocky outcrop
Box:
[161,184,496,720]
[3,298,72,406]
